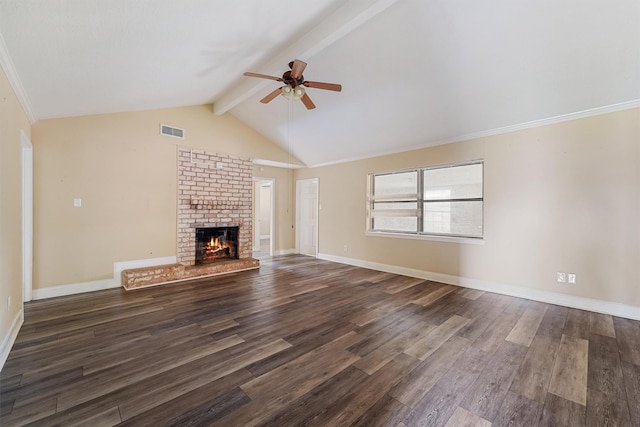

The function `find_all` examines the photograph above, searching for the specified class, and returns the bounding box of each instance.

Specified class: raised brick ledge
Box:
[122,258,260,290]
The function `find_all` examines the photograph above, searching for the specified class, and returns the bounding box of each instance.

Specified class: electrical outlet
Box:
[556,272,566,283]
[7,296,10,309]
[568,273,576,284]
[343,244,348,253]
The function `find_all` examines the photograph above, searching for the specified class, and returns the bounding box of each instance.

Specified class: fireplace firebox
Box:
[195,226,239,265]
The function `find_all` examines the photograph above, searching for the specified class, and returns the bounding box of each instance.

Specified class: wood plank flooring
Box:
[1,255,639,426]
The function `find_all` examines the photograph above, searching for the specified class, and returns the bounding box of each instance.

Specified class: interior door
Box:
[296,178,318,256]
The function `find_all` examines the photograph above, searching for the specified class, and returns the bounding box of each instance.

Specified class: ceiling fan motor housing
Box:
[282,71,304,88]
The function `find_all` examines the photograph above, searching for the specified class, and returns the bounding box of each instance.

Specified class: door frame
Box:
[252,177,275,256]
[295,178,319,256]
[21,130,33,302]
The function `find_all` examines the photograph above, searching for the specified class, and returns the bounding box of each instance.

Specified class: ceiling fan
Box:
[244,59,342,110]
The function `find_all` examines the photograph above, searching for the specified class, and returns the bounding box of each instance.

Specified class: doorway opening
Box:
[253,178,274,257]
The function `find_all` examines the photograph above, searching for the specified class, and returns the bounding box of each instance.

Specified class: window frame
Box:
[367,160,484,241]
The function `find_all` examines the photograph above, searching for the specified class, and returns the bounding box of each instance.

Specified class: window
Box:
[368,161,483,239]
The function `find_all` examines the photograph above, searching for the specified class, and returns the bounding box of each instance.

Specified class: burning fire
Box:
[203,236,233,259]
[210,236,220,249]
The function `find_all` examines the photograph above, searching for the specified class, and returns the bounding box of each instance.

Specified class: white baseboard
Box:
[32,256,177,300]
[318,253,640,321]
[32,278,119,300]
[273,249,297,256]
[0,308,24,372]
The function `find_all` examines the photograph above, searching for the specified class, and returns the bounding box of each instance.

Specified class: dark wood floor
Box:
[1,255,639,426]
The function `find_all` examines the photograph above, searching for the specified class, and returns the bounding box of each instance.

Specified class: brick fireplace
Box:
[121,148,259,290]
[177,148,253,264]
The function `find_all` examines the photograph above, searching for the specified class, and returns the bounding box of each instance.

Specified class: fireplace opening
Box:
[195,226,239,265]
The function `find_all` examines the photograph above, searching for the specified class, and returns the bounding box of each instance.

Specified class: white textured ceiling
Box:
[1,0,638,167]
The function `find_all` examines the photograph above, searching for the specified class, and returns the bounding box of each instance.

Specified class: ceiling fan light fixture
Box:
[281,84,293,98]
[293,86,305,99]
[281,84,305,100]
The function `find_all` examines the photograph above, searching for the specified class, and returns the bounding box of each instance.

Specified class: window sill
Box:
[365,231,484,245]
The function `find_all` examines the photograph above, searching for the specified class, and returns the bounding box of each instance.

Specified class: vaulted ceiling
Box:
[1,0,638,167]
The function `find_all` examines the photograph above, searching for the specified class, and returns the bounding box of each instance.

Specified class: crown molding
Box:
[0,30,36,124]
[307,99,640,168]
[252,158,305,169]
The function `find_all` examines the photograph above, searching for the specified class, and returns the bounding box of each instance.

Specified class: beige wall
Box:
[0,66,31,348]
[296,108,640,307]
[32,105,295,289]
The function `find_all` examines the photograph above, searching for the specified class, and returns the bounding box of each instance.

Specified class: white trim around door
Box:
[21,130,33,302]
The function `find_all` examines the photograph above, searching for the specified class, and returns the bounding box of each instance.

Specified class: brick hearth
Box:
[121,258,259,290]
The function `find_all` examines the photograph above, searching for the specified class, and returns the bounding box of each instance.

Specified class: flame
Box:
[199,234,234,262]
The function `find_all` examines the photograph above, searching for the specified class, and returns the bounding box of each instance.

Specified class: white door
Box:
[296,178,318,256]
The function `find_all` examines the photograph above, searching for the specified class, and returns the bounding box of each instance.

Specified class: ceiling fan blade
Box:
[290,59,307,80]
[303,81,342,92]
[260,88,282,104]
[300,92,316,110]
[244,72,283,82]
